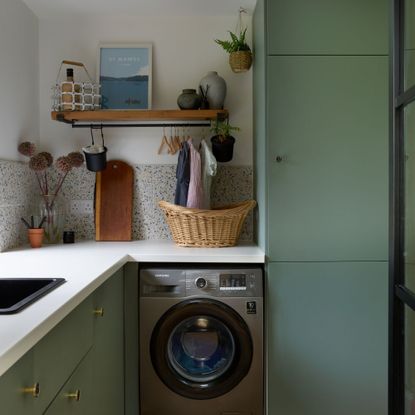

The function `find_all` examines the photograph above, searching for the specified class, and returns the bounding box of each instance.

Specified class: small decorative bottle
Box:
[62,68,81,111]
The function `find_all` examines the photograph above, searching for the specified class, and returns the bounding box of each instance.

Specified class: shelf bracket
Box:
[56,113,74,125]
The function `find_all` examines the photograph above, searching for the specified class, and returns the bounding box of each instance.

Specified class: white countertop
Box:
[0,240,264,376]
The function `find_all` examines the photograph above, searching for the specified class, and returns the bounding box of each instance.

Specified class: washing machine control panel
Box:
[186,269,262,297]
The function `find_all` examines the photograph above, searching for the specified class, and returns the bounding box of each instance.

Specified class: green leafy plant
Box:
[215,29,251,53]
[211,120,240,143]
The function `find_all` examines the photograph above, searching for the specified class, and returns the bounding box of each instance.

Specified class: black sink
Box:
[0,278,66,314]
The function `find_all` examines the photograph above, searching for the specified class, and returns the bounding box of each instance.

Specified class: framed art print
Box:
[98,43,152,109]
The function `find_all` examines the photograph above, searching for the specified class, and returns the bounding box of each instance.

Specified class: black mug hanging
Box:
[83,126,107,172]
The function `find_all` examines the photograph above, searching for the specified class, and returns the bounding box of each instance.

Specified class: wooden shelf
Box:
[51,109,228,125]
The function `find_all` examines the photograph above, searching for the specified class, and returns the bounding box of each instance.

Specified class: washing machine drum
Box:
[150,298,253,400]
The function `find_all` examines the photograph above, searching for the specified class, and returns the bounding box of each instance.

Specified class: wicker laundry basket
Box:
[159,200,256,247]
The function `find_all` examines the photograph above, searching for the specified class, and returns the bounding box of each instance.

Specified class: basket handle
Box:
[62,60,85,67]
[55,60,94,84]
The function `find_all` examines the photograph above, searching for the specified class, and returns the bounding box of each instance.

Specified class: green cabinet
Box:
[90,269,124,415]
[267,0,388,55]
[267,262,388,415]
[0,350,35,414]
[0,268,126,415]
[267,55,388,262]
[33,296,94,413]
[44,351,94,415]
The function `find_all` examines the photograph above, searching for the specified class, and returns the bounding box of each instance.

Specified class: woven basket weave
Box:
[159,200,256,247]
[229,51,253,73]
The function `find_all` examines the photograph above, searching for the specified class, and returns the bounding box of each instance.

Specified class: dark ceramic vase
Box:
[211,136,235,162]
[177,89,201,110]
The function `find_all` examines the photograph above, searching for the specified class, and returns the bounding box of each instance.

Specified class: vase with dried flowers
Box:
[18,142,84,244]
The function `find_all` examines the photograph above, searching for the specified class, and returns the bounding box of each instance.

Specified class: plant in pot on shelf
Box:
[210,120,240,162]
[18,142,84,244]
[215,28,253,73]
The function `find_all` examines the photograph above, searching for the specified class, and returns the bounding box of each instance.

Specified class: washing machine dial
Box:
[195,277,207,289]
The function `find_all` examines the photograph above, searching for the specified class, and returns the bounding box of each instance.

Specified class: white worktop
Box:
[0,240,265,377]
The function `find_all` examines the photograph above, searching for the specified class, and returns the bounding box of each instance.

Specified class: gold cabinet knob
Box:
[65,389,81,401]
[93,307,104,317]
[23,382,40,398]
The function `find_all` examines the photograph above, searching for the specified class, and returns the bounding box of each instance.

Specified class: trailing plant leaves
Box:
[215,29,251,53]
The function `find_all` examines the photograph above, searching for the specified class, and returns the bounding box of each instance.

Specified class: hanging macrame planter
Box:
[229,50,253,73]
[215,8,253,73]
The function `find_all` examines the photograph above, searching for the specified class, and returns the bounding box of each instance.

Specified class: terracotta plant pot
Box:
[28,228,44,248]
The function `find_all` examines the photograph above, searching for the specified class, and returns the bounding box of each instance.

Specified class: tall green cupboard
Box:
[253,0,389,413]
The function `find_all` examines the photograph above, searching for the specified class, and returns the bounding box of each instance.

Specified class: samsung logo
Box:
[154,274,170,278]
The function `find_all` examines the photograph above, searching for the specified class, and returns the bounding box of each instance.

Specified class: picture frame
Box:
[97,43,152,110]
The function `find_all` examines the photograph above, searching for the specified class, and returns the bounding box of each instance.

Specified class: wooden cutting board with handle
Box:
[95,160,133,241]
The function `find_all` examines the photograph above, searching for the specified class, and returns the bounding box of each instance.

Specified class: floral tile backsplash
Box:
[0,161,253,251]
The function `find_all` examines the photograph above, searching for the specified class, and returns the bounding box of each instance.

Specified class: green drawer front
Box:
[33,296,94,412]
[267,261,388,415]
[44,350,93,415]
[0,350,36,415]
[267,0,388,55]
[267,56,388,261]
[91,270,124,415]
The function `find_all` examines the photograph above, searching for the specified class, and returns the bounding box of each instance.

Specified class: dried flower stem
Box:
[44,171,48,195]
[49,171,68,210]
[35,172,45,194]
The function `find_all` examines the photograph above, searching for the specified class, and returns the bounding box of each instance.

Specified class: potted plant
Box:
[210,120,240,162]
[215,28,253,73]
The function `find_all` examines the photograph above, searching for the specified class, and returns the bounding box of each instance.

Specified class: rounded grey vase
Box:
[199,71,227,109]
[177,89,201,110]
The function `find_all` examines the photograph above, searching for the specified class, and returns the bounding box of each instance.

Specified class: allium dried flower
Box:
[29,154,48,171]
[38,152,53,167]
[67,152,84,168]
[18,142,36,157]
[55,156,72,173]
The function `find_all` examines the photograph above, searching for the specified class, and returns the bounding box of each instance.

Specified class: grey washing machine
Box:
[139,265,264,415]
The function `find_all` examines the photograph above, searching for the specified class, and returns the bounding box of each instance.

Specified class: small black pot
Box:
[211,136,235,162]
[83,146,108,172]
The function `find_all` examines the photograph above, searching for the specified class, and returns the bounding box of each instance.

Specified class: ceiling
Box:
[22,0,257,18]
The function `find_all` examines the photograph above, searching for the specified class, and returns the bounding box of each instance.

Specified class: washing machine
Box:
[139,265,263,415]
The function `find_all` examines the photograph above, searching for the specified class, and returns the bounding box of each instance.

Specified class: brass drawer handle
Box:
[65,389,81,401]
[93,307,104,317]
[23,382,40,398]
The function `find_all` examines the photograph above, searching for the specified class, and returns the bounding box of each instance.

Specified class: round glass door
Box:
[168,315,235,383]
[151,299,253,400]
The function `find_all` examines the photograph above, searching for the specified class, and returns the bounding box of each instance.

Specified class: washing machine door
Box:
[150,298,253,400]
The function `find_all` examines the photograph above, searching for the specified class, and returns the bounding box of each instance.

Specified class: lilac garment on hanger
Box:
[174,141,190,206]
[186,140,203,209]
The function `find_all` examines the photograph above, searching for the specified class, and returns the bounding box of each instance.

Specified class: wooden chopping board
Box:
[95,160,133,241]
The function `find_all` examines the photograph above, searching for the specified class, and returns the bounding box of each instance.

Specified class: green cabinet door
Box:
[267,261,388,415]
[33,296,94,413]
[90,269,124,415]
[267,0,388,55]
[0,350,36,415]
[267,56,388,262]
[44,351,93,415]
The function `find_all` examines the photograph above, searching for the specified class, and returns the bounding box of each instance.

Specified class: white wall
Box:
[39,15,253,165]
[0,0,39,160]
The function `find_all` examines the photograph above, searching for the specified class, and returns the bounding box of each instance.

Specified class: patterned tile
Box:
[0,205,30,252]
[0,161,254,249]
[0,161,37,207]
